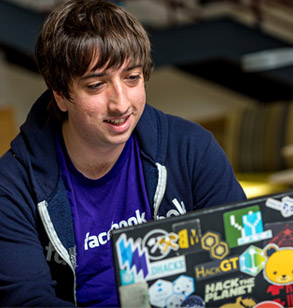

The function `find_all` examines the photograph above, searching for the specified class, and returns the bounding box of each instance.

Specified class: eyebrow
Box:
[80,64,143,81]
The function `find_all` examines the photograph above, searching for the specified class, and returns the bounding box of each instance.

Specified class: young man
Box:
[0,0,246,306]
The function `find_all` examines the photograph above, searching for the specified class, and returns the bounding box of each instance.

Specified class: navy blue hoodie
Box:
[0,90,246,306]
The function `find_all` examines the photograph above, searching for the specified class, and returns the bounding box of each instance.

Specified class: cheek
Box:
[72,98,104,117]
[133,87,146,108]
[135,95,146,119]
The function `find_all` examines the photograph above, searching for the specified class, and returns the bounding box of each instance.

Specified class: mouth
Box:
[278,276,291,283]
[105,116,130,125]
[103,114,132,134]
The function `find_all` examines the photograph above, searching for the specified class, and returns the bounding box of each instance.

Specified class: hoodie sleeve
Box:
[191,130,247,209]
[164,114,246,211]
[0,153,75,307]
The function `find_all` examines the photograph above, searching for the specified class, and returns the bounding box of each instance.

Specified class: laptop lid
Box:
[111,191,293,308]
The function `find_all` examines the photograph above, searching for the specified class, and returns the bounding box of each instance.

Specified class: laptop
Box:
[111,191,293,308]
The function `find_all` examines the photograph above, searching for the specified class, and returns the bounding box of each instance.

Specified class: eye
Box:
[87,82,103,90]
[273,271,277,275]
[126,74,141,83]
[129,74,140,80]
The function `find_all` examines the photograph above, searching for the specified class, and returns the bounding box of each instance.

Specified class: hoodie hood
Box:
[135,103,168,165]
[11,90,61,203]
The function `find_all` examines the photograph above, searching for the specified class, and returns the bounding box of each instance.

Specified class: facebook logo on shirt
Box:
[84,210,147,250]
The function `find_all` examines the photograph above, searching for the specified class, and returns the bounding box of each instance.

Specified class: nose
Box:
[108,80,130,115]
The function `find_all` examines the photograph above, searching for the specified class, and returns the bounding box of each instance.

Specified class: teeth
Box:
[107,118,127,125]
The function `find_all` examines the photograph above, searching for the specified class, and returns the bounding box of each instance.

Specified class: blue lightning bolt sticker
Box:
[116,233,149,284]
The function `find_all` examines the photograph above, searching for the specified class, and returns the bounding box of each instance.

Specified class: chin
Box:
[109,135,131,146]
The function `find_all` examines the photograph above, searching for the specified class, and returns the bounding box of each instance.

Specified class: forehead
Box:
[85,58,141,76]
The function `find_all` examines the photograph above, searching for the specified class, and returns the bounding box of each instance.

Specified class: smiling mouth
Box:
[105,115,130,125]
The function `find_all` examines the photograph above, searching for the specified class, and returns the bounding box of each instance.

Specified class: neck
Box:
[62,124,125,180]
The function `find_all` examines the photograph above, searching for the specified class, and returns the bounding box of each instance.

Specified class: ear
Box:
[265,244,278,258]
[53,90,68,112]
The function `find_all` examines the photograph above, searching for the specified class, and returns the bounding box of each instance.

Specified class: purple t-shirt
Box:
[56,134,152,307]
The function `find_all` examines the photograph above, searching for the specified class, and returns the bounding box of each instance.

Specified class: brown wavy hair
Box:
[35,0,153,121]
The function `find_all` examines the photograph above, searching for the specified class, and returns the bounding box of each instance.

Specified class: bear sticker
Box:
[263,244,293,285]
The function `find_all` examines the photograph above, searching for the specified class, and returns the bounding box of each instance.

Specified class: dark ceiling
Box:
[1,0,293,102]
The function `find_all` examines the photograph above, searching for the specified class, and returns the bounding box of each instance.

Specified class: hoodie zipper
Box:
[37,200,77,306]
[153,163,167,219]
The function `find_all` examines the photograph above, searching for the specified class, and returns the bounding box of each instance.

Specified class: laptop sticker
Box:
[223,206,272,248]
[266,196,293,218]
[116,233,149,285]
[263,244,293,286]
[147,255,186,281]
[181,295,205,308]
[219,296,256,308]
[264,221,293,248]
[266,284,293,307]
[172,274,195,297]
[172,218,202,255]
[194,256,239,281]
[254,301,284,308]
[119,282,150,308]
[201,231,229,260]
[204,277,255,304]
[148,275,195,308]
[142,229,179,261]
[149,279,172,307]
[239,245,266,277]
